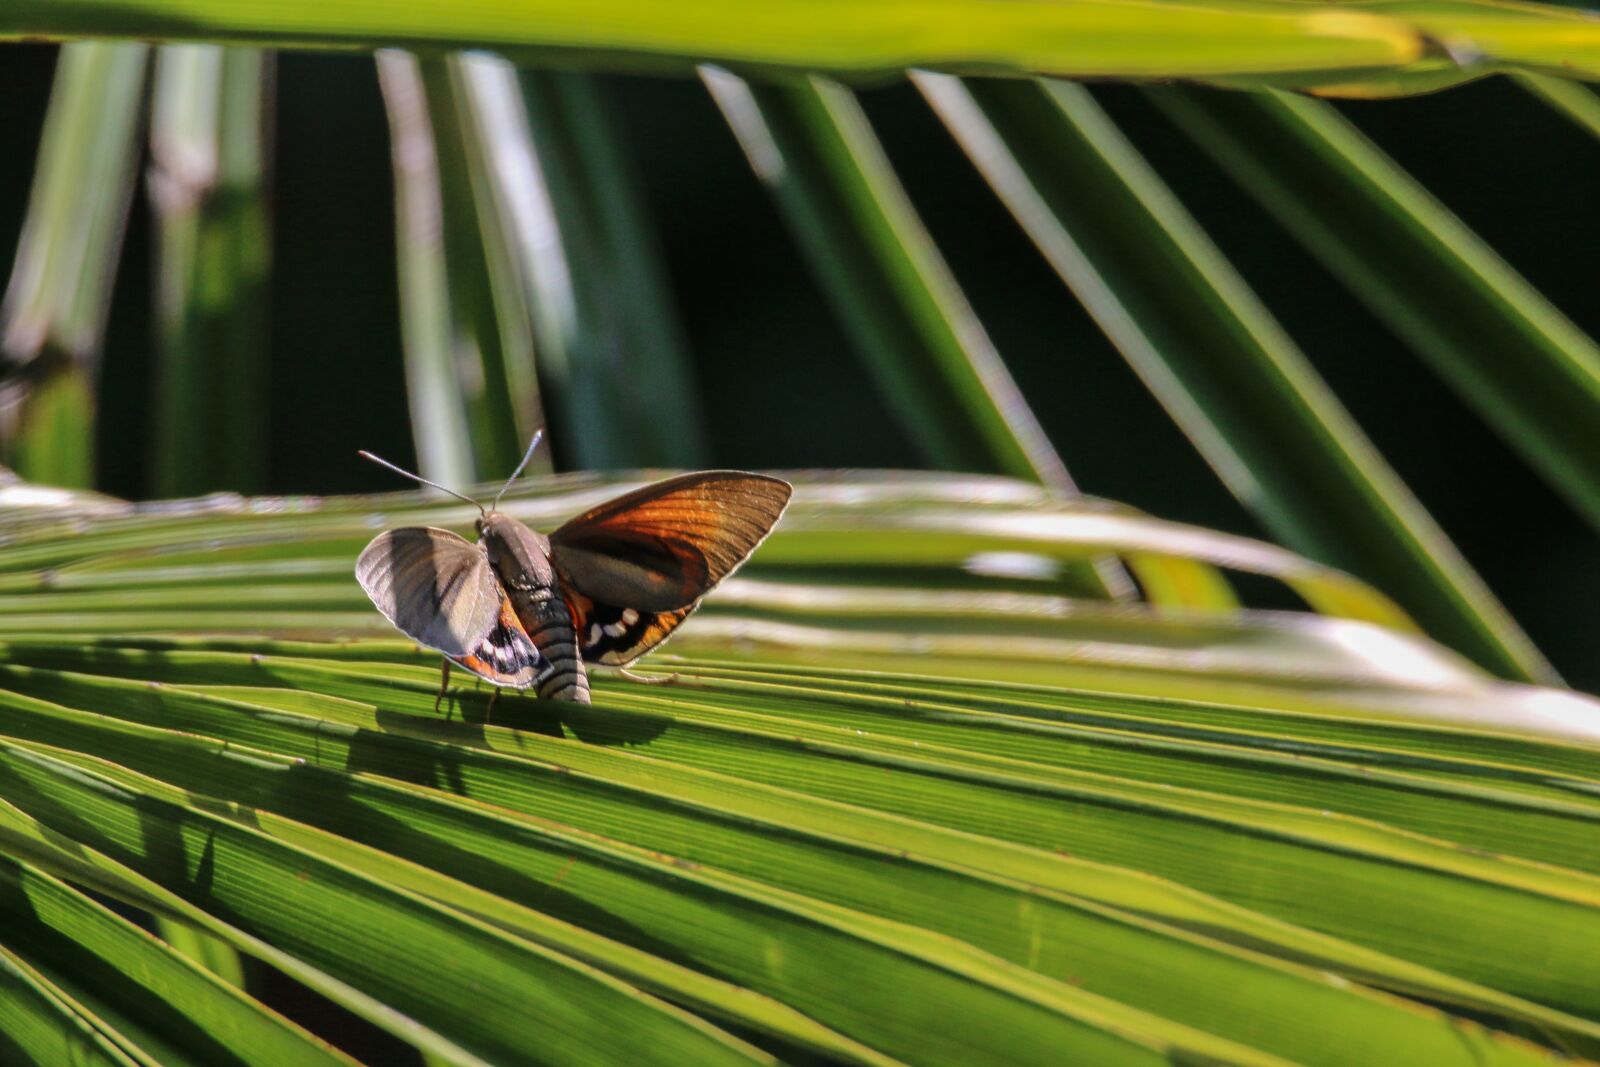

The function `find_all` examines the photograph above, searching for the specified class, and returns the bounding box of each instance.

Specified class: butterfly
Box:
[355,432,792,705]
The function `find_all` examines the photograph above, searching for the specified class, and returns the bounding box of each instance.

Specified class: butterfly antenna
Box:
[358,451,485,516]
[492,429,544,510]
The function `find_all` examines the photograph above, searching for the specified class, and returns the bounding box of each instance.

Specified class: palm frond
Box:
[11,0,1600,93]
[1152,86,1600,540]
[0,475,1594,1064]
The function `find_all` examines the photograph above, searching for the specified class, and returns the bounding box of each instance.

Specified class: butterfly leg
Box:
[619,667,681,686]
[434,659,453,716]
[485,685,501,724]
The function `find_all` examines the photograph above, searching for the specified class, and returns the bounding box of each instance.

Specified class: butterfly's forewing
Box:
[549,471,792,613]
[355,527,500,656]
[564,589,693,667]
[450,590,542,688]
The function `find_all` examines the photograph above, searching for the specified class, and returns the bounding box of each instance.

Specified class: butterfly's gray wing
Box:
[356,527,499,657]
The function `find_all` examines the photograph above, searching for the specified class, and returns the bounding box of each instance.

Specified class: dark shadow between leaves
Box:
[0,858,250,1067]
[372,683,675,749]
[0,1030,32,1067]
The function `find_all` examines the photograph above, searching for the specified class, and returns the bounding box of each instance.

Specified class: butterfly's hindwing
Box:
[566,591,694,667]
[449,591,542,688]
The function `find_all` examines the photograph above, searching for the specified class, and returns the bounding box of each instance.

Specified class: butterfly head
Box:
[476,509,518,541]
[478,509,555,582]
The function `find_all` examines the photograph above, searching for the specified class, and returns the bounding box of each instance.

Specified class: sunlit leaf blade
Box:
[1208,59,1494,101]
[150,917,245,989]
[1,42,147,362]
[1149,86,1600,546]
[498,62,707,469]
[0,1,1429,82]
[0,42,147,489]
[1357,0,1600,78]
[165,774,903,1067]
[0,685,898,1064]
[1515,70,1600,137]
[0,781,914,1067]
[15,0,1600,89]
[148,45,272,497]
[370,51,566,483]
[0,465,124,514]
[444,54,550,470]
[375,50,478,487]
[0,471,1407,629]
[914,73,1551,685]
[431,67,527,479]
[0,586,1452,692]
[419,54,547,477]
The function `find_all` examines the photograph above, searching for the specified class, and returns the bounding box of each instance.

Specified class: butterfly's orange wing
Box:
[550,471,790,667]
[562,589,693,667]
[549,471,792,613]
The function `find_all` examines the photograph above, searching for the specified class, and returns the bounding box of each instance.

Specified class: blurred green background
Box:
[3,45,1597,683]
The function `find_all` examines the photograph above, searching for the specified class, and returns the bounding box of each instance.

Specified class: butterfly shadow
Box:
[341,707,668,813]
[430,677,675,749]
[433,683,565,739]
[333,671,676,806]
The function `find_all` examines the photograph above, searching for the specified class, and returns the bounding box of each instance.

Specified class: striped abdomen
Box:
[509,582,589,703]
[481,512,591,703]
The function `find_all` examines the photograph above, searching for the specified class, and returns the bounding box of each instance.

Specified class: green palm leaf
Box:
[1151,86,1600,540]
[912,74,1549,682]
[15,0,1600,90]
[0,474,1594,1064]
